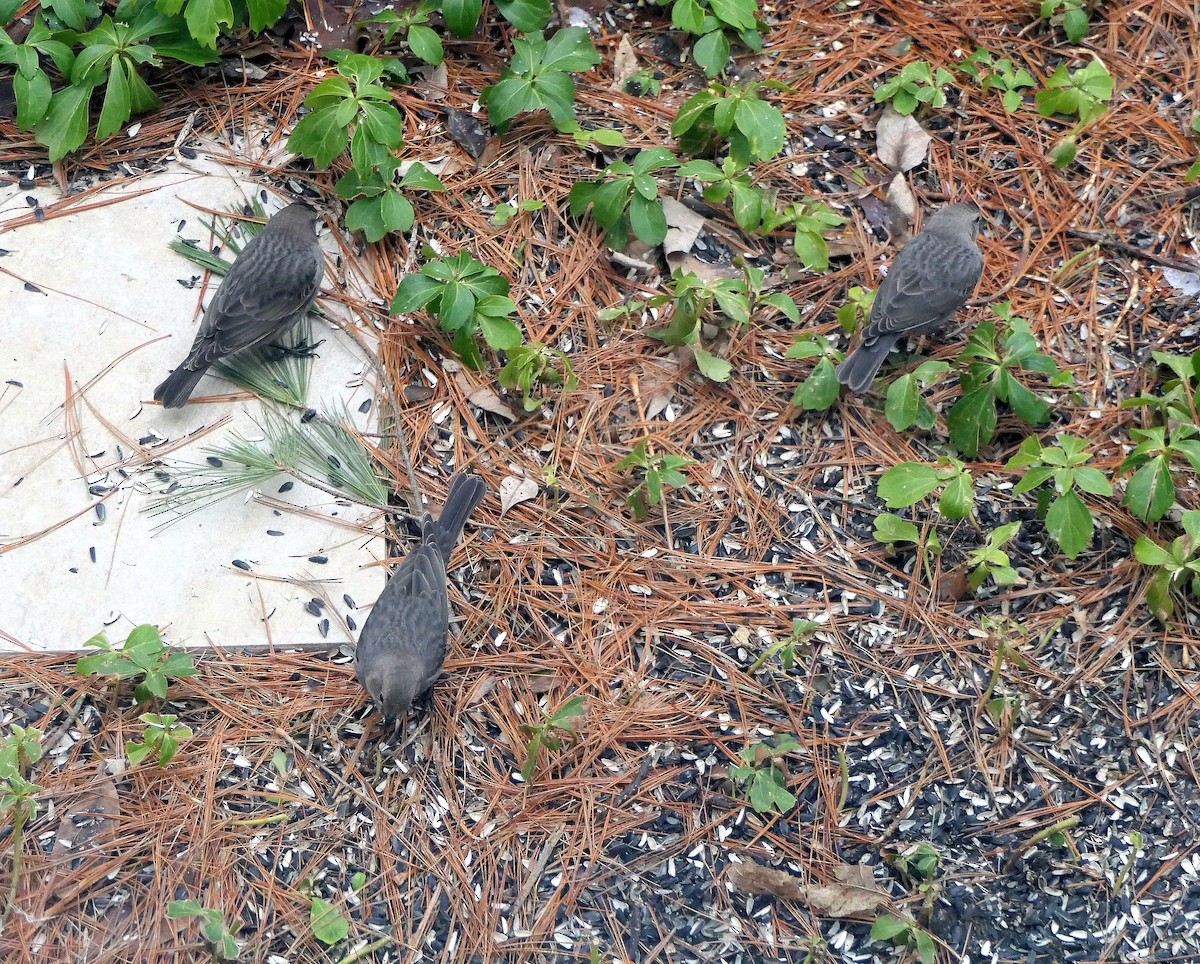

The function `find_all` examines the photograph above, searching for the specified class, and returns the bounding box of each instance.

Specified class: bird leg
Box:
[270,338,326,358]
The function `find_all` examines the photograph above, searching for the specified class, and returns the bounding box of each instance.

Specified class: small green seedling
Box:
[964,521,1023,591]
[481,28,600,131]
[1007,433,1112,559]
[168,900,240,961]
[391,251,523,369]
[365,0,444,65]
[961,49,1036,111]
[616,441,695,520]
[878,458,977,521]
[521,695,586,780]
[498,341,577,412]
[1134,509,1200,623]
[730,736,799,814]
[884,360,951,431]
[126,713,193,767]
[836,286,876,333]
[1,725,44,923]
[786,335,841,411]
[77,624,197,704]
[874,60,955,115]
[871,914,936,964]
[949,303,1068,459]
[747,619,819,673]
[671,81,788,164]
[1038,0,1091,44]
[568,147,680,248]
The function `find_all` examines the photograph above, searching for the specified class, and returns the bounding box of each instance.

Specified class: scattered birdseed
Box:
[358,399,372,414]
[305,601,322,617]
[308,555,328,564]
[279,481,294,493]
[266,530,284,537]
[232,560,251,571]
[343,594,355,609]
[207,456,223,467]
[318,618,329,638]
[94,504,106,522]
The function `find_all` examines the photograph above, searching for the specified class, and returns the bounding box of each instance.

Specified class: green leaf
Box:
[310,898,349,945]
[1045,489,1092,558]
[48,0,88,30]
[693,30,731,79]
[871,915,911,941]
[37,83,94,161]
[939,471,974,520]
[708,0,756,29]
[406,24,443,65]
[95,58,131,140]
[183,0,234,47]
[878,463,942,508]
[479,314,522,351]
[1134,535,1171,567]
[540,26,601,73]
[495,0,552,32]
[884,374,921,431]
[791,357,839,410]
[874,513,920,544]
[361,101,404,148]
[629,194,667,245]
[482,76,535,130]
[1002,374,1051,425]
[1125,458,1175,522]
[14,69,53,130]
[671,0,705,33]
[442,0,482,36]
[692,342,732,381]
[243,0,287,30]
[391,274,442,313]
[671,89,718,137]
[1012,465,1055,497]
[1145,568,1175,623]
[947,386,997,459]
[734,96,785,160]
[1072,466,1112,497]
[792,229,829,272]
[288,105,352,168]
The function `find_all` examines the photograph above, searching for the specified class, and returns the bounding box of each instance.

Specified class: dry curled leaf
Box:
[875,105,932,173]
[726,860,889,918]
[499,475,539,515]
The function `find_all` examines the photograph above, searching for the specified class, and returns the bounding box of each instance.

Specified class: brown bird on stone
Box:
[836,203,984,393]
[154,201,324,408]
[355,473,486,720]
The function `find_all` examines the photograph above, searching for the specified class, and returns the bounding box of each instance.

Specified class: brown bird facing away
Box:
[153,201,325,408]
[836,203,984,393]
[355,473,487,720]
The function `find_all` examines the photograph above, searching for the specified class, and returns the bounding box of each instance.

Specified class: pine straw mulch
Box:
[4,1,1200,962]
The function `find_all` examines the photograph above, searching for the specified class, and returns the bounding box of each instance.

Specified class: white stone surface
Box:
[0,164,387,653]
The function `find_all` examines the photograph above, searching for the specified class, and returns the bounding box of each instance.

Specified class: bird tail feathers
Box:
[431,473,486,561]
[153,365,209,409]
[835,337,896,393]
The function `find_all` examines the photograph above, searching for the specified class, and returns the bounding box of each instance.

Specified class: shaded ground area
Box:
[3,1,1200,962]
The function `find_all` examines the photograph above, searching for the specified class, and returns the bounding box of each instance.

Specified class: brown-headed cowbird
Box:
[836,203,984,393]
[154,201,324,408]
[355,473,486,720]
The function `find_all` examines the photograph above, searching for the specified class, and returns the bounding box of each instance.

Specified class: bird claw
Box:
[270,338,325,358]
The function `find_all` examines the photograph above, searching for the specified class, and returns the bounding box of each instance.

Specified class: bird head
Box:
[357,659,424,720]
[274,199,323,235]
[926,203,984,236]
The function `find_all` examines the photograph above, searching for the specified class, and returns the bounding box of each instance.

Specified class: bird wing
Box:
[186,235,322,364]
[868,232,983,337]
